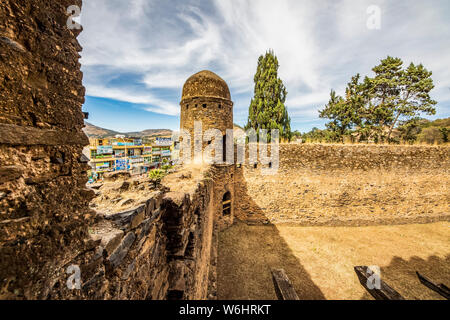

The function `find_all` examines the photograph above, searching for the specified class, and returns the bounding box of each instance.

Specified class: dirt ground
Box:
[89,165,207,215]
[218,221,450,300]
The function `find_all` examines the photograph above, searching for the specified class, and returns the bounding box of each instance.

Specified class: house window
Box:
[222,192,231,216]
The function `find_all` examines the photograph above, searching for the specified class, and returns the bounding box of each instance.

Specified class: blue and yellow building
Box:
[86,136,174,181]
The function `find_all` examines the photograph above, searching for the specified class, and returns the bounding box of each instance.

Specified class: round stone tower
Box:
[179,70,235,228]
[180,70,234,162]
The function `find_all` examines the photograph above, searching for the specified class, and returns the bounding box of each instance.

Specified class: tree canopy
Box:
[246,50,292,141]
[319,56,437,143]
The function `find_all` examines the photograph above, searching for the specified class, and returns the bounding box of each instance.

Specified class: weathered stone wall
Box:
[44,172,217,300]
[0,0,95,299]
[234,143,450,226]
[0,3,233,300]
[278,144,450,171]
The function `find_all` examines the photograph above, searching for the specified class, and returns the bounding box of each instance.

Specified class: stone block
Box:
[106,205,146,230]
[0,165,24,183]
[108,232,136,268]
[90,229,124,256]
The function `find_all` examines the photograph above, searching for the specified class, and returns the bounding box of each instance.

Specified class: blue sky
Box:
[79,0,450,133]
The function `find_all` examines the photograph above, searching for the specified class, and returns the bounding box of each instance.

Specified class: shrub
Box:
[149,169,167,188]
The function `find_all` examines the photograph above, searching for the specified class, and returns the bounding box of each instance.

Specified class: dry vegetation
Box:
[218,222,450,300]
[90,165,208,215]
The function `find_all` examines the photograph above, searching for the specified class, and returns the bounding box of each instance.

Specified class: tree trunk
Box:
[387,113,401,142]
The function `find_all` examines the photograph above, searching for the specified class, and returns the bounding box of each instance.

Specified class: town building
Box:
[85,136,174,181]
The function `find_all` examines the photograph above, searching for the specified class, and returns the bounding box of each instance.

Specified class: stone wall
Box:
[278,144,450,171]
[0,1,234,300]
[0,0,94,299]
[234,143,449,226]
[44,171,217,300]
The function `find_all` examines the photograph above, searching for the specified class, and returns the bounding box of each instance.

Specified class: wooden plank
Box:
[354,266,405,300]
[416,272,450,300]
[271,269,300,300]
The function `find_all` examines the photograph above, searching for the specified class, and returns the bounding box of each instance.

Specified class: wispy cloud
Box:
[79,0,450,131]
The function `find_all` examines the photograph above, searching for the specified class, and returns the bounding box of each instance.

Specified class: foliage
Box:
[148,169,167,188]
[246,50,292,141]
[302,117,449,145]
[319,56,437,143]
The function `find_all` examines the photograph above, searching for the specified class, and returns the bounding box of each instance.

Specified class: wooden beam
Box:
[271,269,300,300]
[416,272,450,300]
[354,266,405,300]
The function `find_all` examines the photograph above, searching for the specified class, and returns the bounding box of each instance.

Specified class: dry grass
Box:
[218,221,450,300]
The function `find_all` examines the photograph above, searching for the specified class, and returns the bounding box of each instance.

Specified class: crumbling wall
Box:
[45,173,217,300]
[0,0,220,300]
[0,0,95,299]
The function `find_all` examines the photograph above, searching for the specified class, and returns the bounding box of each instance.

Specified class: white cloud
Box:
[86,85,179,116]
[79,0,450,130]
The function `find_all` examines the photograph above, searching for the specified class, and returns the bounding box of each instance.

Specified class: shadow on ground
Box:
[217,168,325,300]
[360,255,450,300]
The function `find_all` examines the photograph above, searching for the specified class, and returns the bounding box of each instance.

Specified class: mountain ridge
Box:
[83,122,173,138]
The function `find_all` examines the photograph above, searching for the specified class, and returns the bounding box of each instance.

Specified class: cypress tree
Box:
[246,50,291,141]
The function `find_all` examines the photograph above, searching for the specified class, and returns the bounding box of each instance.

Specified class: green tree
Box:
[319,75,365,142]
[246,50,291,141]
[319,56,437,143]
[397,118,424,144]
[388,61,437,140]
[440,127,449,143]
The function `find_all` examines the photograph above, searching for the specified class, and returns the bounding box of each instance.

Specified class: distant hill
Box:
[83,122,246,139]
[83,122,172,139]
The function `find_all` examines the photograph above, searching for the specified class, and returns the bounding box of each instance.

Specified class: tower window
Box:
[218,104,222,109]
[186,104,189,109]
[222,135,227,162]
[222,192,231,216]
[203,104,207,108]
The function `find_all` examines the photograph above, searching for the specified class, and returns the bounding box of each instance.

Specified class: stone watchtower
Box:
[180,70,234,162]
[180,70,235,227]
